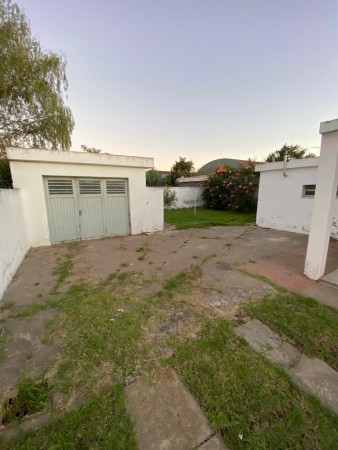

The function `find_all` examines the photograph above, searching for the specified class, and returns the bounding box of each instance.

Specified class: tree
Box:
[146,168,161,186]
[170,157,194,184]
[265,144,316,162]
[0,0,74,154]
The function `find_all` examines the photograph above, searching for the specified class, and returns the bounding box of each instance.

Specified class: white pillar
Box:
[304,119,338,280]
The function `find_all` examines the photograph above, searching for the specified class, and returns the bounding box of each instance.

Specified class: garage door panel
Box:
[105,196,129,235]
[48,197,79,243]
[79,197,105,239]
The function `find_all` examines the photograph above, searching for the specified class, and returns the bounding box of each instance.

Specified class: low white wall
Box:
[142,188,164,232]
[8,148,163,246]
[256,158,338,239]
[0,189,29,300]
[165,187,205,209]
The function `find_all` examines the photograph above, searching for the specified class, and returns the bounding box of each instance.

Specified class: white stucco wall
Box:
[0,189,29,300]
[164,187,205,209]
[256,158,338,239]
[141,188,164,232]
[7,148,163,246]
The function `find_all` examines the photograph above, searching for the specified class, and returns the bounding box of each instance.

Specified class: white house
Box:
[255,157,338,239]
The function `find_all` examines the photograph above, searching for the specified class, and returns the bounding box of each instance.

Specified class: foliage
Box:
[170,157,194,184]
[265,144,316,162]
[81,144,101,154]
[164,208,255,229]
[0,0,74,152]
[163,187,177,208]
[203,161,259,212]
[146,168,161,186]
[0,156,12,188]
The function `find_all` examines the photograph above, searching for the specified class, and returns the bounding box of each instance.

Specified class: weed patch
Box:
[51,254,73,294]
[1,376,50,424]
[0,386,137,450]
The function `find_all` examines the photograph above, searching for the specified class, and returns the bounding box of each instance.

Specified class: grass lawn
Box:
[244,292,338,371]
[164,207,256,229]
[173,319,338,450]
[1,269,338,449]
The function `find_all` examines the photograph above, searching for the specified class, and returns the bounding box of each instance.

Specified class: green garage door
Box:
[45,177,130,244]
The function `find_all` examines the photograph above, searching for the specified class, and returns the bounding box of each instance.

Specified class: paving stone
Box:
[198,435,227,449]
[301,283,338,309]
[235,319,301,368]
[321,269,338,288]
[125,368,215,450]
[0,310,59,400]
[288,356,338,414]
[0,411,52,441]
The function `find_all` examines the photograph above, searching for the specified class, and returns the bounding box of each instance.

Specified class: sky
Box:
[17,0,338,170]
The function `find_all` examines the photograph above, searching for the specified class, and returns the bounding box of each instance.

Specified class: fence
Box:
[164,186,205,209]
[0,189,29,299]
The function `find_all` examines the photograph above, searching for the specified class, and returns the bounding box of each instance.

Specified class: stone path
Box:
[235,319,338,414]
[125,368,226,450]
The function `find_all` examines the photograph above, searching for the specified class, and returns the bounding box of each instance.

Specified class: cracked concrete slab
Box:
[0,309,59,399]
[202,268,274,312]
[289,357,338,414]
[235,319,301,368]
[125,368,226,450]
[301,283,338,309]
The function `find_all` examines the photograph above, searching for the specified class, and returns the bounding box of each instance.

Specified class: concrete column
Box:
[304,119,338,280]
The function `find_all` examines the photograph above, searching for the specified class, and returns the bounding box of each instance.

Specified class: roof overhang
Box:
[7,148,154,169]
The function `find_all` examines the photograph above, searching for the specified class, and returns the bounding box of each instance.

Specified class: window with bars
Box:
[106,180,126,195]
[47,179,73,195]
[79,180,101,195]
[302,184,316,197]
[302,184,338,197]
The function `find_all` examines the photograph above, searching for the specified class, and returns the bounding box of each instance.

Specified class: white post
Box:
[304,119,338,280]
[194,187,197,216]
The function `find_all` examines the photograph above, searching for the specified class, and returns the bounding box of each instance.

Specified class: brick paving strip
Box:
[125,367,227,450]
[235,319,338,415]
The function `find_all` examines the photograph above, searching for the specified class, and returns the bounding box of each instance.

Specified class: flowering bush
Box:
[203,161,259,212]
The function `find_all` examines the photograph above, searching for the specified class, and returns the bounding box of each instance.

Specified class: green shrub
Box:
[163,187,177,208]
[203,161,259,212]
[146,169,161,186]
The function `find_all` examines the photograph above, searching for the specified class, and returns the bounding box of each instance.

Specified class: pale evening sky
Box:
[18,0,338,170]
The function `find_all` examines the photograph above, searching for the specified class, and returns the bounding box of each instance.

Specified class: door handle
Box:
[79,210,83,216]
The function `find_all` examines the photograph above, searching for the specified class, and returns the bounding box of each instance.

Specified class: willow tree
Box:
[0,0,74,155]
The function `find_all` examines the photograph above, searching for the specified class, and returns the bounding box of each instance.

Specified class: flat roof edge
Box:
[255,157,319,172]
[6,148,154,169]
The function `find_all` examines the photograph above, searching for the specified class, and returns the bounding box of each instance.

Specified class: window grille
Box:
[106,180,126,195]
[48,179,73,195]
[79,180,101,195]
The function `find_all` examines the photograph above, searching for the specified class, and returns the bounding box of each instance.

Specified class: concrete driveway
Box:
[0,224,337,414]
